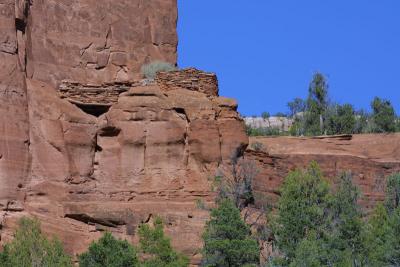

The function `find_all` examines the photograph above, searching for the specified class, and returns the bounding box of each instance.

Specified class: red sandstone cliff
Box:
[1,1,400,266]
[247,134,400,209]
[0,1,248,265]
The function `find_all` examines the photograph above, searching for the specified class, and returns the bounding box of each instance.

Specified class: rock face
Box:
[1,0,399,265]
[247,135,400,208]
[27,0,178,86]
[0,0,30,214]
[244,117,293,132]
[0,0,248,265]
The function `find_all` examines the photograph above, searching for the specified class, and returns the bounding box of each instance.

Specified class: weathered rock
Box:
[0,0,30,214]
[26,0,178,86]
[1,0,399,266]
[247,134,400,208]
[1,1,245,265]
[1,74,245,265]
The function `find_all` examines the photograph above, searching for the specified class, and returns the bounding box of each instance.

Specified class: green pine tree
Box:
[78,232,138,267]
[325,104,356,135]
[289,231,333,267]
[327,172,366,266]
[0,217,72,267]
[305,72,329,135]
[364,204,392,266]
[385,173,400,213]
[202,199,259,267]
[138,217,189,267]
[365,173,400,266]
[271,162,331,261]
[371,97,396,133]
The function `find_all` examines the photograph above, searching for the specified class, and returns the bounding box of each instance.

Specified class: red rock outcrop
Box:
[0,1,248,265]
[26,0,178,86]
[0,0,30,214]
[1,0,399,266]
[246,135,400,209]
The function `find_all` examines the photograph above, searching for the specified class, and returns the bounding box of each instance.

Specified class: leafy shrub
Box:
[270,162,331,260]
[0,217,72,267]
[371,97,396,133]
[79,219,188,267]
[79,232,138,267]
[325,103,356,135]
[202,199,259,267]
[141,61,176,79]
[247,127,283,136]
[287,97,306,117]
[269,165,368,266]
[138,217,189,267]
[385,173,400,214]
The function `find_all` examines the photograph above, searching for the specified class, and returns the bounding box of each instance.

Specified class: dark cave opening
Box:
[73,102,111,117]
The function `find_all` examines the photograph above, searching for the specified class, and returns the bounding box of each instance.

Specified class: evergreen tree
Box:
[287,97,306,117]
[387,207,400,266]
[325,104,356,135]
[271,162,331,260]
[327,172,366,266]
[305,72,329,135]
[139,217,189,267]
[385,173,400,213]
[364,204,393,266]
[365,173,400,266]
[202,199,259,267]
[371,97,396,133]
[0,217,72,267]
[353,109,371,134]
[79,232,138,267]
[289,231,332,267]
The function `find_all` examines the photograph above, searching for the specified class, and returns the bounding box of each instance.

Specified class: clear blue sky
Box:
[177,1,400,116]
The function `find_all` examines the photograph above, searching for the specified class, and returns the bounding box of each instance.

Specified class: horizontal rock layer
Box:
[247,134,400,209]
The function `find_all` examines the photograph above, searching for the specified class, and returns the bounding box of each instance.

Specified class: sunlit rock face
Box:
[247,134,400,209]
[0,2,247,264]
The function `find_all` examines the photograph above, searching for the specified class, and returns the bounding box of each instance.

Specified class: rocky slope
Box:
[247,134,400,208]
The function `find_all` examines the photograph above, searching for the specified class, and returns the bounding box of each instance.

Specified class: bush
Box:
[270,162,331,260]
[325,103,356,135]
[385,173,400,213]
[287,98,306,117]
[0,217,72,267]
[78,218,188,267]
[371,97,396,133]
[141,61,176,79]
[246,126,283,136]
[364,173,400,266]
[202,199,259,267]
[78,232,138,267]
[327,172,366,265]
[138,217,189,267]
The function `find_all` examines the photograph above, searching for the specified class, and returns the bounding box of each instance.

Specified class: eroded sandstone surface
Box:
[0,0,247,265]
[1,0,400,265]
[247,134,400,209]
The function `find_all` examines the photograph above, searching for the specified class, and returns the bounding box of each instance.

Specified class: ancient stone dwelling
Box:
[1,0,400,265]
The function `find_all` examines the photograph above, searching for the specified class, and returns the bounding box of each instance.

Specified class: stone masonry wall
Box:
[156,68,219,96]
